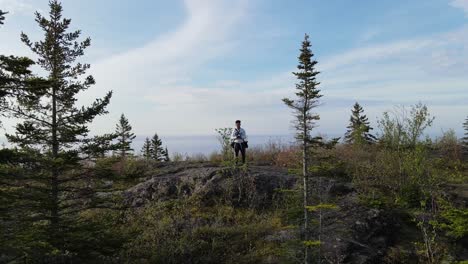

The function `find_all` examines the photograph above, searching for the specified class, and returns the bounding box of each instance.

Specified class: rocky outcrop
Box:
[123,162,296,208]
[123,162,398,263]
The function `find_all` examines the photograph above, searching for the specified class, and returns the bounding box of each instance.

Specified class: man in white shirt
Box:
[230,120,248,164]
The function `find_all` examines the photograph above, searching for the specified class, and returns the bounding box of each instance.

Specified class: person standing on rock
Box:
[230,120,248,164]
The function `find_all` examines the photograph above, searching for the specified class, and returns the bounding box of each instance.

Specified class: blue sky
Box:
[1,0,467,140]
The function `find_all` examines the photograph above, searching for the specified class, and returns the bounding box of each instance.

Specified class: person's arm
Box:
[242,129,248,141]
[230,129,237,140]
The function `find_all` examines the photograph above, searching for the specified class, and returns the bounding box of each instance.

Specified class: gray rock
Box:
[123,163,296,208]
[123,162,398,263]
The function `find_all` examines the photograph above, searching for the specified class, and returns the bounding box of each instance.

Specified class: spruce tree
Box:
[115,113,136,157]
[141,137,152,159]
[151,133,165,161]
[82,133,118,159]
[344,102,376,145]
[2,0,113,256]
[463,116,468,155]
[164,146,170,162]
[282,34,322,264]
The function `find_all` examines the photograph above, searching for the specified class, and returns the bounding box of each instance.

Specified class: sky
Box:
[1,0,468,146]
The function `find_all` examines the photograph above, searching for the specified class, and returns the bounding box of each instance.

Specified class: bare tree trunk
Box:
[303,125,309,264]
[318,176,322,264]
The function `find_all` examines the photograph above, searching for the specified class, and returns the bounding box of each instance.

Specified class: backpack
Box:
[230,128,248,148]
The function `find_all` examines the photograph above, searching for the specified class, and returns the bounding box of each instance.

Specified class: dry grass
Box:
[207,139,301,167]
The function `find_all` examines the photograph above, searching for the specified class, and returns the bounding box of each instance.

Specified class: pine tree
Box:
[2,0,113,256]
[344,102,376,145]
[151,133,165,161]
[82,133,118,159]
[115,113,136,157]
[282,34,322,264]
[141,137,152,159]
[463,116,468,155]
[164,146,170,162]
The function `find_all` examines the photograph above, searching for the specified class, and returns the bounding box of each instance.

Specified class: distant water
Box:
[0,133,344,157]
[134,134,296,157]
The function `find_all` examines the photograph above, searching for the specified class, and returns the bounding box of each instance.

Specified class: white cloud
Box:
[3,0,467,140]
[315,25,468,136]
[0,0,34,14]
[321,38,433,72]
[92,0,247,83]
[450,0,468,16]
[85,0,250,135]
[319,25,468,85]
[86,17,468,137]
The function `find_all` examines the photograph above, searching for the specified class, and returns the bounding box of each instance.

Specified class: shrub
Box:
[119,199,294,263]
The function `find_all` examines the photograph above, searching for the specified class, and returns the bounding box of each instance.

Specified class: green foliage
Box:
[413,218,448,264]
[115,113,136,157]
[344,102,376,145]
[435,129,462,160]
[140,137,151,159]
[0,54,49,127]
[282,34,322,145]
[463,116,468,156]
[120,199,294,263]
[358,194,388,209]
[120,157,152,179]
[282,34,324,263]
[94,156,159,183]
[93,156,121,178]
[340,104,467,261]
[139,133,169,161]
[164,146,170,161]
[303,240,321,247]
[438,207,468,239]
[347,104,443,209]
[1,1,467,262]
[150,132,168,161]
[305,203,338,212]
[378,103,434,149]
[215,127,233,161]
[82,133,119,159]
[274,188,303,226]
[0,1,115,260]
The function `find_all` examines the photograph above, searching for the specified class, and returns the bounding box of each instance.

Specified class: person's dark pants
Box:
[234,143,246,164]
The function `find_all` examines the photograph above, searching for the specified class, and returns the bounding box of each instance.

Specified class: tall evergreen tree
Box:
[463,116,468,155]
[344,102,376,145]
[151,133,166,161]
[115,113,135,157]
[2,0,112,257]
[141,137,152,159]
[282,34,322,264]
